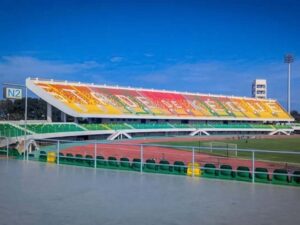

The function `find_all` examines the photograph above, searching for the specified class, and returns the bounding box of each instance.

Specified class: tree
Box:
[0,98,47,120]
[291,110,300,122]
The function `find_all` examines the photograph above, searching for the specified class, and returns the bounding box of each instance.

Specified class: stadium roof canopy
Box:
[26,78,293,122]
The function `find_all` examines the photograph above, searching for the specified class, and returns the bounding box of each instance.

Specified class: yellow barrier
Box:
[47,152,56,163]
[187,163,201,176]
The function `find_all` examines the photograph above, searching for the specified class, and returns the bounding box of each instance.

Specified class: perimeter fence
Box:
[7,138,300,186]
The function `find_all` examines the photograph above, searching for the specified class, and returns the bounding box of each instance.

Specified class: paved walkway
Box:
[1,159,300,225]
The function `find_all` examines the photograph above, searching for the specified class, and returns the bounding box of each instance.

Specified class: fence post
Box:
[56,140,60,165]
[26,139,29,161]
[94,142,97,169]
[192,147,195,177]
[227,144,229,157]
[252,151,255,183]
[140,144,143,174]
[6,137,9,158]
[22,138,25,160]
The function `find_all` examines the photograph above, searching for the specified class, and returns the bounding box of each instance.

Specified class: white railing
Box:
[19,138,300,186]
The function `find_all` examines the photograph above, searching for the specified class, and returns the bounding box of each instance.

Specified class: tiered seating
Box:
[183,123,291,130]
[0,123,24,137]
[273,124,293,129]
[170,124,191,129]
[129,123,172,129]
[24,123,84,133]
[229,124,251,129]
[105,123,131,130]
[192,124,213,129]
[211,124,230,129]
[250,124,273,129]
[81,124,109,130]
[29,78,292,120]
[210,123,252,129]
[1,122,292,137]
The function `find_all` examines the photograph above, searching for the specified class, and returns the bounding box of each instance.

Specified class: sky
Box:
[0,0,299,110]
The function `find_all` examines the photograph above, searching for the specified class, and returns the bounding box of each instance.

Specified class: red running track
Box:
[61,136,300,171]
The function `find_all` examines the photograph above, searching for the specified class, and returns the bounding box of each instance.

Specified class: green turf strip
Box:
[152,137,300,164]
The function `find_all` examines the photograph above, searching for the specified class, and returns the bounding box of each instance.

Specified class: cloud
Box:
[0,55,299,110]
[135,61,245,86]
[0,56,102,84]
[133,60,300,110]
[110,56,124,63]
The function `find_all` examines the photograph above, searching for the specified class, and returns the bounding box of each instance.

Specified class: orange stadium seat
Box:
[30,79,292,121]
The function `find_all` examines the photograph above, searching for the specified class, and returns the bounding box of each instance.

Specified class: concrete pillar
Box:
[61,111,67,123]
[74,117,78,123]
[47,103,52,122]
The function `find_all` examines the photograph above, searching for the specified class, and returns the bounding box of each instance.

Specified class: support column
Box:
[61,111,67,122]
[47,103,52,122]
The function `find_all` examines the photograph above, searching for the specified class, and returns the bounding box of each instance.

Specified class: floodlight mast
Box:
[284,54,294,115]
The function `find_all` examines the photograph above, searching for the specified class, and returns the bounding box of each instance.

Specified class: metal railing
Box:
[21,138,300,185]
[0,136,9,158]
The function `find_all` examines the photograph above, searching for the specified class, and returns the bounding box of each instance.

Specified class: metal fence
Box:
[0,137,9,157]
[11,138,300,185]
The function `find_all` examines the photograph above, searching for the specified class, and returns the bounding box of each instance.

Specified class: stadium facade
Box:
[0,77,298,153]
[27,78,292,121]
[23,77,295,137]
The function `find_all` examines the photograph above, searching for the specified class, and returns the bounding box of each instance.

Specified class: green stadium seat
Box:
[0,148,6,156]
[120,157,130,169]
[144,159,157,172]
[66,153,74,164]
[58,153,66,164]
[202,163,218,178]
[96,155,106,167]
[107,156,118,168]
[272,169,289,185]
[7,149,19,157]
[219,165,234,179]
[39,151,47,162]
[236,166,251,182]
[128,123,172,129]
[75,154,84,166]
[173,161,186,175]
[106,123,131,130]
[171,124,191,129]
[255,168,270,183]
[0,123,25,137]
[81,124,110,131]
[85,155,94,167]
[291,171,300,186]
[158,160,171,173]
[132,158,141,171]
[23,123,85,134]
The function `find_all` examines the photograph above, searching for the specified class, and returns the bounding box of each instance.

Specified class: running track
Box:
[61,135,300,171]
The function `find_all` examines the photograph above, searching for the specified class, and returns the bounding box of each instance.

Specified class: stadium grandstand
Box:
[1,77,300,189]
[0,77,298,144]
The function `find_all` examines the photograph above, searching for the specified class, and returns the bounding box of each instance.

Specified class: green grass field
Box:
[154,137,300,164]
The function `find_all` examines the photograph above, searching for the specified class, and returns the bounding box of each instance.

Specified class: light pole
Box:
[2,83,28,160]
[284,54,294,115]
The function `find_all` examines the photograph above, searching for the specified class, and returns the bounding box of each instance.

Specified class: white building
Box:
[252,79,267,99]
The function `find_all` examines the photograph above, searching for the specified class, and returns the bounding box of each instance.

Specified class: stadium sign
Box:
[3,87,23,99]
